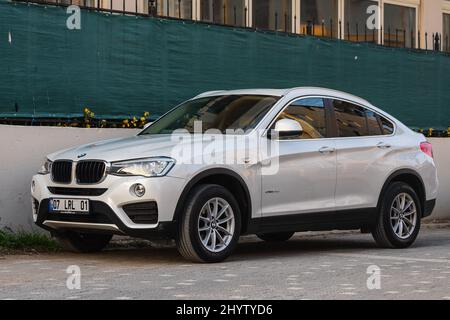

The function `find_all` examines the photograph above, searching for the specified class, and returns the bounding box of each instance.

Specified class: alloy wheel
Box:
[390,193,417,240]
[197,197,235,253]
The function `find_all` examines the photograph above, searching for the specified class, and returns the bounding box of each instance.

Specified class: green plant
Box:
[0,230,60,252]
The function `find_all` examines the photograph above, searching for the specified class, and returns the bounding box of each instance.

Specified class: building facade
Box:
[53,0,450,51]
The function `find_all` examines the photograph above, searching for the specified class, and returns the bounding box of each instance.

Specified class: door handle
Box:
[319,146,335,154]
[376,142,392,149]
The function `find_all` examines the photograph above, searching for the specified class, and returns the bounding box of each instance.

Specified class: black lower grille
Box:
[123,202,158,224]
[51,161,72,184]
[48,187,107,197]
[76,161,106,184]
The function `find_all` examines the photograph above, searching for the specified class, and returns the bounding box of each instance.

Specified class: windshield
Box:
[140,95,279,135]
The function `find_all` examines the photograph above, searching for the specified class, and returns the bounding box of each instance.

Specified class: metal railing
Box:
[12,0,450,53]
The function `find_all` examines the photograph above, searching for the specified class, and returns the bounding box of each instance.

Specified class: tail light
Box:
[420,141,434,159]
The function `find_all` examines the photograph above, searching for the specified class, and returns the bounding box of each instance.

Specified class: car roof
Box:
[195,87,372,107]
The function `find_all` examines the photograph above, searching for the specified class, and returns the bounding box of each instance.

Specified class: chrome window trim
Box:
[262,94,397,142]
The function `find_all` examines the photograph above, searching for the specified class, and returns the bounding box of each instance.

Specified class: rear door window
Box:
[380,115,395,135]
[331,99,393,137]
[332,100,368,137]
[366,110,383,136]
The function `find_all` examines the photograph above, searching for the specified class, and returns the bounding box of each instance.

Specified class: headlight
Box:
[38,159,52,175]
[110,158,175,178]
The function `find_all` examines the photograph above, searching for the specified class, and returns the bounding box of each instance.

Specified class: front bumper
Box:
[35,199,177,239]
[31,173,186,239]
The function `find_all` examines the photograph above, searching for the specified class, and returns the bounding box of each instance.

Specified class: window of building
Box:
[59,0,148,13]
[272,98,326,140]
[158,0,193,19]
[384,3,416,48]
[301,0,338,37]
[253,0,292,32]
[344,0,379,42]
[200,0,246,26]
[444,14,450,52]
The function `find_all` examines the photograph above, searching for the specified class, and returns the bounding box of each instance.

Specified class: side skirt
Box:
[246,208,378,235]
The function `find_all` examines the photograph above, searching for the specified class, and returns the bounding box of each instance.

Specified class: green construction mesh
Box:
[0,0,449,128]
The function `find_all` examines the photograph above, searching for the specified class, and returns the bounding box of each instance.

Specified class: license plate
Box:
[49,198,90,214]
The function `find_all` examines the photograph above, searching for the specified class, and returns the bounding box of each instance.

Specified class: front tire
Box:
[372,182,421,249]
[176,184,241,263]
[54,232,112,253]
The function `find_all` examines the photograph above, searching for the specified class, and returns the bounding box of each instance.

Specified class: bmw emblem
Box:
[77,153,87,159]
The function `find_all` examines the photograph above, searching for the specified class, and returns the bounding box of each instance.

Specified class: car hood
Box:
[48,134,192,162]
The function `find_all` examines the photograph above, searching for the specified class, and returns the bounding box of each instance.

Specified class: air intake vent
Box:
[51,161,73,184]
[76,161,106,184]
[123,202,158,224]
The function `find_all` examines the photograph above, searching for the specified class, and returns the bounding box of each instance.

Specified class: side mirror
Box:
[270,119,303,139]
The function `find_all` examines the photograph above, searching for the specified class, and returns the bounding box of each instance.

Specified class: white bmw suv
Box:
[31,87,438,263]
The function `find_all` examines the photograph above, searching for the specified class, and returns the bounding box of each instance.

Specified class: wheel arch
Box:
[173,168,252,234]
[378,169,426,217]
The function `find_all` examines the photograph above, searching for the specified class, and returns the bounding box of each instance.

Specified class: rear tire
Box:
[54,232,112,253]
[176,184,241,263]
[257,232,295,242]
[372,182,421,249]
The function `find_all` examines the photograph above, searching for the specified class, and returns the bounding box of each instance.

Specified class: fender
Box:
[172,168,252,232]
[377,168,426,215]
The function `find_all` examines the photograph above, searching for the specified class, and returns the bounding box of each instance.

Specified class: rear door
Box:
[331,99,396,210]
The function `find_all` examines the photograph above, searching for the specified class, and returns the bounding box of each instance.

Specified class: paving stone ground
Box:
[1,225,450,300]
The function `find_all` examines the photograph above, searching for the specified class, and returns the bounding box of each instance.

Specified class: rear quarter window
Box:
[379,116,394,135]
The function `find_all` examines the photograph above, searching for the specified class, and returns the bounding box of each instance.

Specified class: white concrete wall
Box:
[0,125,448,232]
[0,125,140,232]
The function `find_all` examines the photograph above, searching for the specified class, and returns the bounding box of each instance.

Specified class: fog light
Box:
[132,184,146,197]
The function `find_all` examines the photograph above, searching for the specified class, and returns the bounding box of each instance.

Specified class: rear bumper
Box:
[35,199,177,239]
[423,199,436,218]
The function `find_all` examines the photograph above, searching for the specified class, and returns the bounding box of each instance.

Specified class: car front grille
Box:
[51,160,73,184]
[76,161,107,184]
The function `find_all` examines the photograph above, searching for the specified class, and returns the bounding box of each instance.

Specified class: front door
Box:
[261,97,337,217]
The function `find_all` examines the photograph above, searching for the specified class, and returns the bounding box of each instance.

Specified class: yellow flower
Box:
[143,112,150,117]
